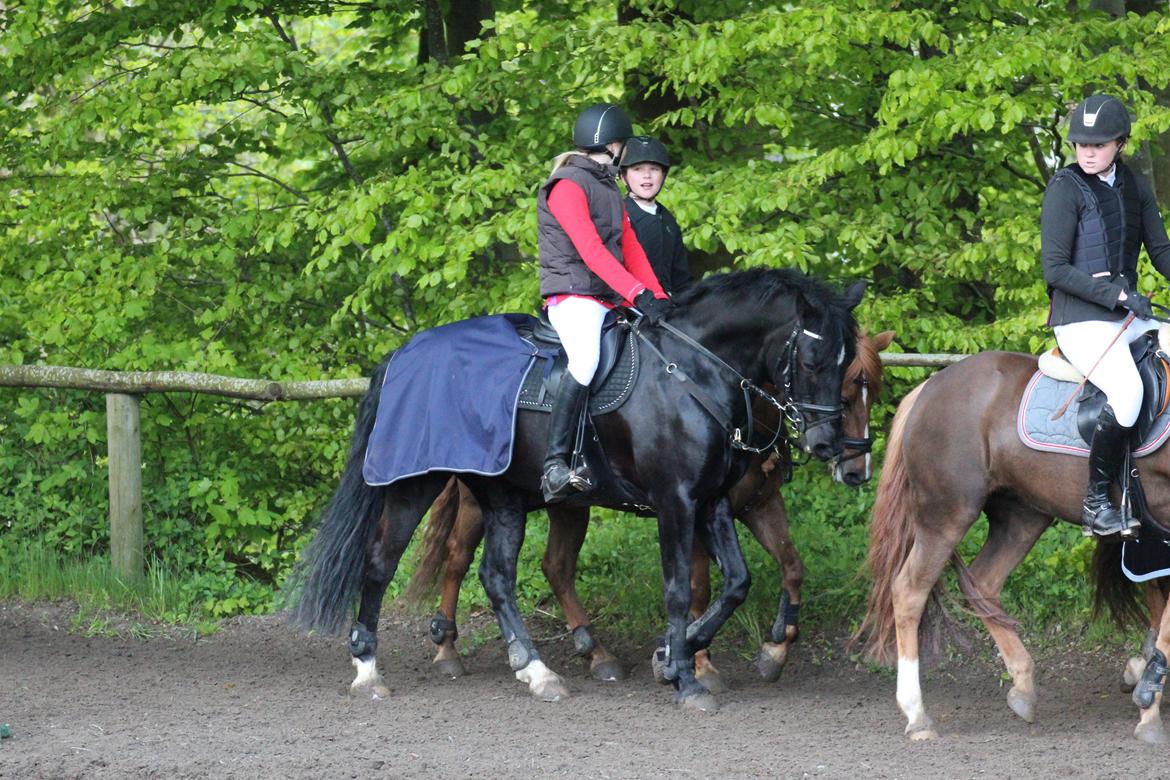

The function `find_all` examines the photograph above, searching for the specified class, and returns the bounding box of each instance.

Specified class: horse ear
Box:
[872,330,896,351]
[841,280,866,310]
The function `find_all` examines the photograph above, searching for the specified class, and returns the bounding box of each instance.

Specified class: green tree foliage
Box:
[1,1,1168,622]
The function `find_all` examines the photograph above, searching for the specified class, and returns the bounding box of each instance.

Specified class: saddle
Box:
[514,309,640,415]
[512,310,650,511]
[1036,333,1170,446]
[1028,330,1170,564]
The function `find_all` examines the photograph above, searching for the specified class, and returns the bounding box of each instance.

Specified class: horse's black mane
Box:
[675,267,856,336]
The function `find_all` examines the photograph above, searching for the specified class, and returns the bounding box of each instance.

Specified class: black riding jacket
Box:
[1042,161,1170,326]
[625,196,692,296]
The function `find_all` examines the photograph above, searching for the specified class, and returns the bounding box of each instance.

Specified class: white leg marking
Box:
[515,659,554,689]
[352,656,381,689]
[896,657,926,726]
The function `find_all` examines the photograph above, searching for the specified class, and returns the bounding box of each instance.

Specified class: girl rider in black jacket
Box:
[1042,95,1170,538]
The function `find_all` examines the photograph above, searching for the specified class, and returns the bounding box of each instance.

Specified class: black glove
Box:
[632,289,671,326]
[1121,291,1153,320]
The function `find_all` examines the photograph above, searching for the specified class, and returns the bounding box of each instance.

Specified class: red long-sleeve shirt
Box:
[546,179,666,305]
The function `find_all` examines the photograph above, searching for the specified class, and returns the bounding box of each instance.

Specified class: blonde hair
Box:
[550,150,589,175]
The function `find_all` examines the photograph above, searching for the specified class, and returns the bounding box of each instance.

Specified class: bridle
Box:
[779,326,847,441]
[836,372,874,463]
[633,318,844,456]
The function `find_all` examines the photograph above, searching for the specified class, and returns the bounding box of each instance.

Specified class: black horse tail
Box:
[286,359,389,636]
[403,476,462,607]
[1090,540,1145,629]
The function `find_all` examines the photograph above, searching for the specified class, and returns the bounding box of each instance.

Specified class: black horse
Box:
[288,268,863,711]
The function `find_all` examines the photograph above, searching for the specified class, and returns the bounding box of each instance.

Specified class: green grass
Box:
[0,543,215,633]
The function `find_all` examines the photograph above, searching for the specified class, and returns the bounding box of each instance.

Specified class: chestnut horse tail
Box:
[855,381,931,665]
[403,477,462,606]
[1090,539,1144,629]
[950,552,1018,630]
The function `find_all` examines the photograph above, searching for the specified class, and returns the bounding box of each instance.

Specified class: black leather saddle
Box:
[515,309,640,416]
[1075,333,1170,445]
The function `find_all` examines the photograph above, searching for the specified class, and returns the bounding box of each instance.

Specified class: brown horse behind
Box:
[857,350,1165,742]
[406,330,894,687]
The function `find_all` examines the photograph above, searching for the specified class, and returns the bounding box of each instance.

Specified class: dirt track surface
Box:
[2,601,1168,779]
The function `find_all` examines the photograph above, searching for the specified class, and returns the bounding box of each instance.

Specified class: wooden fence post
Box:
[106,393,143,583]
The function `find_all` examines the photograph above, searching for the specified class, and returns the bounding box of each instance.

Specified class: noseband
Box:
[836,373,874,464]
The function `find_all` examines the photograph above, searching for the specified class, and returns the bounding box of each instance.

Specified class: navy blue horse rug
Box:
[362,314,539,487]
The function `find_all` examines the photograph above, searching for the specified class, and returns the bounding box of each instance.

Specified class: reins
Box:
[631,317,841,456]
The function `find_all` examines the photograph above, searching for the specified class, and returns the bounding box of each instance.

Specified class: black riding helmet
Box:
[619,136,671,172]
[573,103,634,152]
[1066,95,1131,144]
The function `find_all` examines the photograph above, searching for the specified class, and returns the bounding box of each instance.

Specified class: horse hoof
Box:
[1123,657,1147,692]
[433,657,466,679]
[350,677,391,700]
[905,716,937,741]
[1007,686,1036,723]
[591,660,626,682]
[1134,720,1166,745]
[650,649,670,686]
[756,644,787,683]
[696,669,728,695]
[533,678,570,702]
[678,690,719,713]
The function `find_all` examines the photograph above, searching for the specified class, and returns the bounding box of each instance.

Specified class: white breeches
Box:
[546,296,609,385]
[1054,317,1161,428]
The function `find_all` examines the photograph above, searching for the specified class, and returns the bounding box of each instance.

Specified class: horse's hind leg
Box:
[1133,582,1170,744]
[956,501,1051,724]
[430,480,484,678]
[543,505,625,682]
[893,519,971,739]
[350,473,448,699]
[471,480,569,702]
[1123,582,1166,692]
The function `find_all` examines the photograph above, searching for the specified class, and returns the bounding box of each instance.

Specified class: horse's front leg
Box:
[685,496,751,654]
[735,486,803,682]
[656,496,718,713]
[473,482,569,702]
[544,505,625,681]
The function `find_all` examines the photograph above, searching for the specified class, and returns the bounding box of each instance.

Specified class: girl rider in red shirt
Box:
[536,104,671,502]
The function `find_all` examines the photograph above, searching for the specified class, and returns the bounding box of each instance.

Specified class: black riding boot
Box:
[541,374,591,503]
[1082,404,1136,538]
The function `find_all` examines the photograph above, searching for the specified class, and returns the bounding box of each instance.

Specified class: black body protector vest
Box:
[1056,162,1143,290]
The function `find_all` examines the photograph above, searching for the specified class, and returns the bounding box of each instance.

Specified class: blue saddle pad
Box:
[362,313,539,487]
[1016,371,1170,458]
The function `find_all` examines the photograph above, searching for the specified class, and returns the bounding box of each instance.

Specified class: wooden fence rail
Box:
[0,354,965,582]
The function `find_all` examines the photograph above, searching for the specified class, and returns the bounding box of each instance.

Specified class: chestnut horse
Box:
[406,330,894,688]
[857,350,1169,742]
